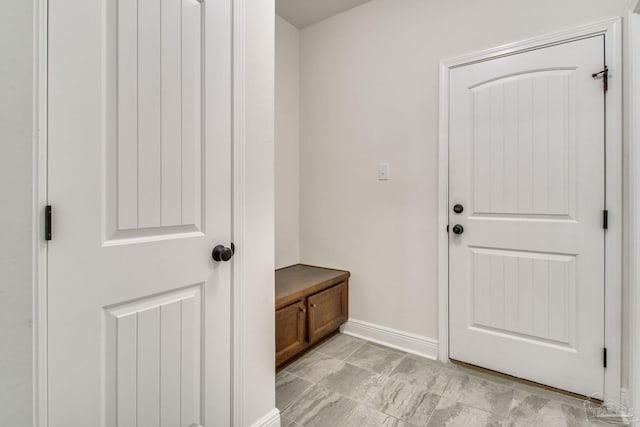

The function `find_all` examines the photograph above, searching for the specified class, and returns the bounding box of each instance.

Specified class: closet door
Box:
[47,0,233,424]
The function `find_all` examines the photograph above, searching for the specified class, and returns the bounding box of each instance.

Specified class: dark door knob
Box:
[452,224,464,235]
[212,243,235,262]
[453,204,464,214]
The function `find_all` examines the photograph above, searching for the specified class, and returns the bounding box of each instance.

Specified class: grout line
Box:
[423,393,442,427]
[438,369,518,421]
[277,380,315,416]
[279,370,311,384]
[315,341,366,362]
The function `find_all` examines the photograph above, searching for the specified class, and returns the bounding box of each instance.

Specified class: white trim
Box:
[438,17,623,401]
[628,0,640,419]
[603,16,624,407]
[231,0,247,425]
[249,408,281,427]
[439,18,622,68]
[437,60,450,364]
[341,319,439,360]
[34,0,48,424]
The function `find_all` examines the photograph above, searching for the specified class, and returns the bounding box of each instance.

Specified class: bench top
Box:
[275,264,350,309]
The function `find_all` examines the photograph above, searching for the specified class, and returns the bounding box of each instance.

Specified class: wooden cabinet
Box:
[275,300,307,365]
[275,264,350,369]
[308,282,348,342]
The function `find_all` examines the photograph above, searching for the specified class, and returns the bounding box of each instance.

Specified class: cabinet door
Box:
[275,300,307,366]
[308,282,348,342]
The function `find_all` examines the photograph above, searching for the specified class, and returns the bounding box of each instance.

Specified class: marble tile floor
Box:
[276,333,621,427]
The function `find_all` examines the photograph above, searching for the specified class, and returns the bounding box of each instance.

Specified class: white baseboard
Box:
[340,318,439,360]
[249,408,281,427]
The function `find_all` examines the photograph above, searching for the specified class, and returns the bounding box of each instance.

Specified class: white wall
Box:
[0,1,34,425]
[243,0,276,425]
[275,15,300,269]
[299,0,629,341]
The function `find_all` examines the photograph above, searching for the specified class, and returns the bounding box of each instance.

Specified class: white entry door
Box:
[47,0,232,425]
[448,36,606,396]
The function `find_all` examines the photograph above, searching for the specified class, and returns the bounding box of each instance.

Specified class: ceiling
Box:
[276,0,372,29]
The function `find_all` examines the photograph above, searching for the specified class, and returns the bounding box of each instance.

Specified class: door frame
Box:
[32,0,250,425]
[34,0,48,423]
[628,0,640,417]
[437,17,622,401]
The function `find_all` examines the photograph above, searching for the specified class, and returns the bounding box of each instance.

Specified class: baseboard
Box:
[340,318,439,360]
[249,408,281,427]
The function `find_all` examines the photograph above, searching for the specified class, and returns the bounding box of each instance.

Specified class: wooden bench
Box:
[275,264,350,369]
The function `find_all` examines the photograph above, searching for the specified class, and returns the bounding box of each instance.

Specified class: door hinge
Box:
[603,347,608,368]
[603,210,608,230]
[45,205,52,241]
[592,66,609,92]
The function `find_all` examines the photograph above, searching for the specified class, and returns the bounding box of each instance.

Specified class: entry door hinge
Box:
[603,347,608,368]
[45,205,52,241]
[592,66,609,92]
[603,210,609,230]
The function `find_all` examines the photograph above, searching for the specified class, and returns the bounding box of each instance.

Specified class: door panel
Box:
[308,282,348,342]
[275,300,308,366]
[449,36,605,396]
[47,0,232,424]
[108,0,204,239]
[469,248,575,346]
[471,70,575,217]
[105,286,202,427]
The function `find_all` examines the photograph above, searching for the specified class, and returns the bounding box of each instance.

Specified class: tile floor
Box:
[276,334,620,427]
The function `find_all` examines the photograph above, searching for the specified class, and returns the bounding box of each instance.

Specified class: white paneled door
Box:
[48,0,232,425]
[448,36,606,396]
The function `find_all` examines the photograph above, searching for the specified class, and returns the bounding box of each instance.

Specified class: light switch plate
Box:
[378,163,389,180]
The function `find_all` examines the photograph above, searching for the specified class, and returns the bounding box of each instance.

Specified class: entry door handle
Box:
[452,224,464,235]
[212,243,235,262]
